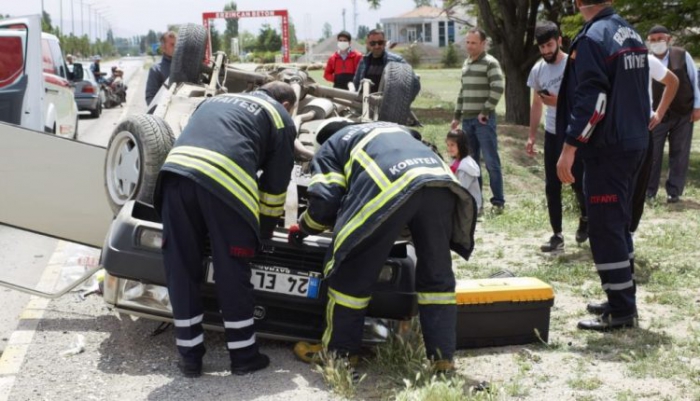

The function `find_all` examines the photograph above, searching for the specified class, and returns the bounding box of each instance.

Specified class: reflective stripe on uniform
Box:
[234,94,285,129]
[224,318,254,329]
[302,211,327,232]
[328,287,370,310]
[173,314,203,327]
[170,146,258,199]
[165,153,259,220]
[595,260,630,271]
[602,281,634,291]
[325,166,453,275]
[344,127,398,182]
[260,204,284,217]
[227,334,256,350]
[310,172,346,189]
[417,292,456,305]
[321,296,336,348]
[176,333,204,348]
[354,150,391,190]
[260,191,286,206]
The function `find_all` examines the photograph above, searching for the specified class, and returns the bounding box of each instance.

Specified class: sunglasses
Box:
[368,40,386,47]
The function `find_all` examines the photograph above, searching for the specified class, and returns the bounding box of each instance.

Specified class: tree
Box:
[357,25,370,40]
[240,30,256,52]
[288,19,299,50]
[442,42,460,67]
[414,0,433,7]
[210,25,222,53]
[256,24,282,52]
[322,22,333,40]
[41,10,52,33]
[223,2,239,54]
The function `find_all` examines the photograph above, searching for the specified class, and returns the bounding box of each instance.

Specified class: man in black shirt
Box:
[352,29,413,92]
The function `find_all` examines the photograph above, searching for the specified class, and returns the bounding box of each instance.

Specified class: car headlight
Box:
[137,227,163,250]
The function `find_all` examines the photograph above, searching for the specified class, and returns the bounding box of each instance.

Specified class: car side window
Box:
[48,40,66,79]
[41,38,55,74]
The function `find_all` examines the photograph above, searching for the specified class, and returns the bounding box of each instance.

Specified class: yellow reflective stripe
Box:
[234,94,284,129]
[302,212,327,231]
[354,150,391,190]
[260,191,286,206]
[170,146,258,202]
[344,127,397,182]
[417,292,456,305]
[329,288,370,310]
[166,154,259,220]
[322,296,335,347]
[310,172,346,189]
[259,204,284,217]
[325,167,452,274]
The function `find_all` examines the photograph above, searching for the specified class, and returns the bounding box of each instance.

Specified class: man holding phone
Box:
[527,21,588,252]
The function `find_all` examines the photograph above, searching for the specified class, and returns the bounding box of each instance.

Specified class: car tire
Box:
[377,62,418,125]
[170,23,207,85]
[104,114,175,214]
[90,101,102,118]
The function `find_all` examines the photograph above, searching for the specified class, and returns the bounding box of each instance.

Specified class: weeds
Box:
[314,350,366,399]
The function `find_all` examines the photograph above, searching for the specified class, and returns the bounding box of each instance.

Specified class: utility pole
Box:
[71,0,75,36]
[342,9,346,31]
[60,0,63,34]
[40,0,44,28]
[80,0,84,37]
[352,0,358,38]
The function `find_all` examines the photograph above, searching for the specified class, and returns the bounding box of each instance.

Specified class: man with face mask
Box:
[323,31,363,90]
[645,25,700,204]
[526,21,588,253]
[556,0,649,331]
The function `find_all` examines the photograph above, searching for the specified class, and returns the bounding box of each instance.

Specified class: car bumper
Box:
[75,95,99,111]
[101,201,418,343]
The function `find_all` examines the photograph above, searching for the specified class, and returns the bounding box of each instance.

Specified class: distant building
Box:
[380,6,475,48]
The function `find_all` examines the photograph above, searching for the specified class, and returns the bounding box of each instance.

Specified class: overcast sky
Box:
[5,0,424,41]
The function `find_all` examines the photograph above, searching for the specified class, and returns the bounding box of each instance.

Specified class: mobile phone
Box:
[538,89,550,96]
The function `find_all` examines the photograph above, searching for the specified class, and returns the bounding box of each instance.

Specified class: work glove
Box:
[288,224,308,247]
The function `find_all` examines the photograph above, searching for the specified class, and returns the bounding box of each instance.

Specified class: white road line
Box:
[0,241,67,401]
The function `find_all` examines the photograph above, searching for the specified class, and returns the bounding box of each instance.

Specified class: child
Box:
[446,129,482,211]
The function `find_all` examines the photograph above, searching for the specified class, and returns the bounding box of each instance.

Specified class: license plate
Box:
[206,262,321,299]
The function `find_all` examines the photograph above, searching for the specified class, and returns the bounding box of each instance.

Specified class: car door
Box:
[0,16,43,132]
[0,16,113,249]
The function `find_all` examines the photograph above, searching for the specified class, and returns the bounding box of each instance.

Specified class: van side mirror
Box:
[72,63,84,81]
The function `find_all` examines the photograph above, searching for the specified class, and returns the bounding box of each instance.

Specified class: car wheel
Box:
[104,114,175,214]
[90,101,102,118]
[377,62,418,125]
[170,23,207,85]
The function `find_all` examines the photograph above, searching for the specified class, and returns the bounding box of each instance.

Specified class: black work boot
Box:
[575,217,589,244]
[231,353,270,376]
[178,358,203,378]
[578,313,638,332]
[540,234,564,252]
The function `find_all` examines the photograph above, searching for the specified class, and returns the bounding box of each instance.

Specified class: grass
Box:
[303,65,700,400]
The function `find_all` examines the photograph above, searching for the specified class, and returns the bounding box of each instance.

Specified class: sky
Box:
[4,0,424,41]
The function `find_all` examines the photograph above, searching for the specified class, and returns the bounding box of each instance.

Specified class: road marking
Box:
[0,241,67,401]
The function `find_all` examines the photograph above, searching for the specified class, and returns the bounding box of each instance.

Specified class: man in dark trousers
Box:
[323,31,363,89]
[557,0,649,331]
[154,82,297,377]
[290,120,477,372]
[645,25,700,204]
[145,31,176,105]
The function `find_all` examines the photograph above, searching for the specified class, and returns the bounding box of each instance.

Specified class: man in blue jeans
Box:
[451,28,505,212]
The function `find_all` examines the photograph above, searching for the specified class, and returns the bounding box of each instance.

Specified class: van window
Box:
[41,38,56,74]
[0,30,25,89]
[48,39,67,78]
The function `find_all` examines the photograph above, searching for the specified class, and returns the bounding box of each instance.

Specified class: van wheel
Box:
[377,62,418,125]
[170,23,207,85]
[104,114,175,214]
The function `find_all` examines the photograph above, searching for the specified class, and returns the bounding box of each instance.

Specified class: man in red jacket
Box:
[324,31,363,89]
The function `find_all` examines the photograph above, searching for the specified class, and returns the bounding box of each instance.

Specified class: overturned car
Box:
[99,24,426,343]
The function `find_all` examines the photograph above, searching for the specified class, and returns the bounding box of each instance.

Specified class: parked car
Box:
[0,16,80,138]
[73,65,104,118]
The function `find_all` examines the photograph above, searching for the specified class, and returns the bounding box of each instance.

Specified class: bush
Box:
[401,44,423,68]
[441,43,460,68]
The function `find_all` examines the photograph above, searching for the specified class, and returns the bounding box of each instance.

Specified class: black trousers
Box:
[583,150,644,318]
[647,113,694,198]
[324,186,457,360]
[630,133,654,233]
[544,131,586,233]
[161,174,259,365]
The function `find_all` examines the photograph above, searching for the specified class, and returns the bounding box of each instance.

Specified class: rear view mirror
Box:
[72,63,84,81]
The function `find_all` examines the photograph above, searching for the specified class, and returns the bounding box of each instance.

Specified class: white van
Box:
[0,15,79,138]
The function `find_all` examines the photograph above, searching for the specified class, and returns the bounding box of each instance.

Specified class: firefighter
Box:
[290,120,477,371]
[154,82,298,377]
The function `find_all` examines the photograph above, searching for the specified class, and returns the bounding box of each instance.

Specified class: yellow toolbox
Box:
[455,277,554,348]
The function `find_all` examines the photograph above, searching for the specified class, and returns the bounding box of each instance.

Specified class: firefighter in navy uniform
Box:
[154,82,298,377]
[290,120,477,372]
[556,1,649,331]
